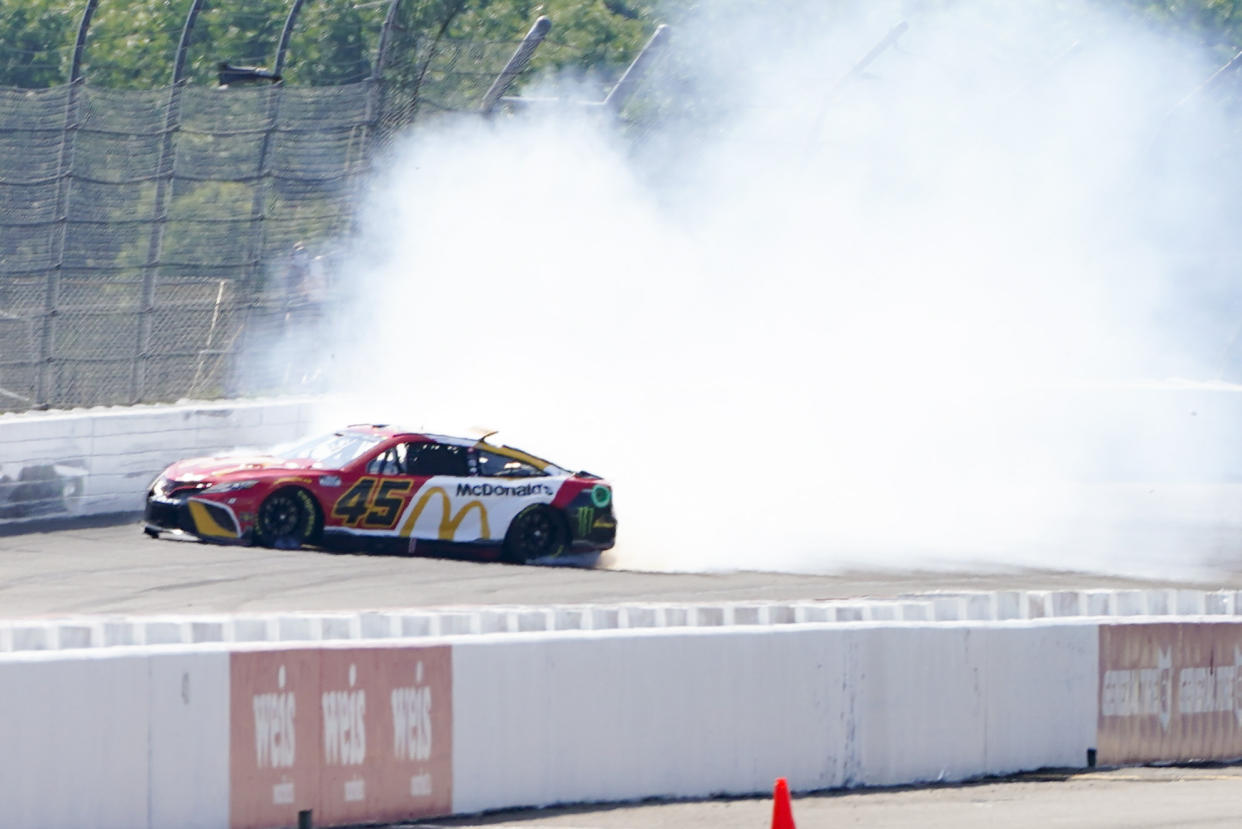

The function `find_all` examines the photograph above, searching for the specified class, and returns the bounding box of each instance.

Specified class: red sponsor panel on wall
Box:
[230,644,452,829]
[317,645,453,825]
[230,649,322,829]
[1098,622,1242,765]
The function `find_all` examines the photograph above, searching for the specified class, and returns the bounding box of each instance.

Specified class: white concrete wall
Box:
[0,620,1109,827]
[0,399,315,523]
[450,626,849,814]
[0,647,230,829]
[848,623,1097,787]
[449,620,1099,815]
[0,650,151,828]
[148,651,231,829]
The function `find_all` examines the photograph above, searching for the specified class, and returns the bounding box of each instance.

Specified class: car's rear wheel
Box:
[502,505,567,564]
[255,488,318,550]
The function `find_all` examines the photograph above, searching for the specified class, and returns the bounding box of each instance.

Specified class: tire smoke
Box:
[303,1,1242,578]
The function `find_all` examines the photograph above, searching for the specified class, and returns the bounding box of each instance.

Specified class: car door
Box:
[395,442,487,542]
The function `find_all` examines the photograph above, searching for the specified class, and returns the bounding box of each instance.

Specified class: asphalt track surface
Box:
[404,766,1242,828]
[7,516,1242,827]
[0,515,1236,617]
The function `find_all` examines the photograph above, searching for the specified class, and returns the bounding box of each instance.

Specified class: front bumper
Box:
[144,496,193,533]
[144,495,242,540]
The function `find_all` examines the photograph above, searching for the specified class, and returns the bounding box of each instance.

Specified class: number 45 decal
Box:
[331,477,414,528]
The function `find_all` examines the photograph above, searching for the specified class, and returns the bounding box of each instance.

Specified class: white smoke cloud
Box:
[299,0,1242,579]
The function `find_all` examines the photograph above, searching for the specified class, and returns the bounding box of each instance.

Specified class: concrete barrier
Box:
[8,616,1242,828]
[0,399,316,524]
[0,620,1099,827]
[0,647,229,829]
[448,620,1098,814]
[7,589,1242,651]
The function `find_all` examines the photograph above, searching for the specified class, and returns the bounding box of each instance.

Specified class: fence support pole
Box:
[132,0,204,404]
[479,16,551,115]
[273,0,308,78]
[602,24,669,114]
[36,0,100,408]
[373,0,405,80]
[69,0,99,84]
[806,20,908,150]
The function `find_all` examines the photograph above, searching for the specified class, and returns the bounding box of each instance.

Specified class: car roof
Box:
[341,424,472,445]
[340,424,567,473]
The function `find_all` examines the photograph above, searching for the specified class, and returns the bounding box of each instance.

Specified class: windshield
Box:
[276,431,383,469]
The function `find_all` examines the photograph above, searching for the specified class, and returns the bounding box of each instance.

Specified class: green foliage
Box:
[0,0,666,90]
[0,0,78,87]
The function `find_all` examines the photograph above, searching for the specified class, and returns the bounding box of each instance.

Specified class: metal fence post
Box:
[132,0,204,403]
[479,16,551,115]
[373,0,405,81]
[36,0,100,409]
[273,0,308,78]
[602,24,669,114]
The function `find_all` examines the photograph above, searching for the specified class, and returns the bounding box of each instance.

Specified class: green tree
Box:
[0,0,78,87]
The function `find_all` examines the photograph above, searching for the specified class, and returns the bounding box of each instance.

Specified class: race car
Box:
[142,425,616,562]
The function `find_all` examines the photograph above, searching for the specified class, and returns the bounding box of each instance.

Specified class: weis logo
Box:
[253,664,296,769]
[323,663,367,766]
[392,660,434,762]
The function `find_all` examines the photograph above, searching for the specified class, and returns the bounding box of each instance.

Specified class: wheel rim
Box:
[515,509,555,558]
[261,494,302,538]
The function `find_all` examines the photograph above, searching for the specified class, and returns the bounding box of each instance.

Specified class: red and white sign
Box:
[230,649,321,829]
[229,645,452,829]
[1098,622,1242,765]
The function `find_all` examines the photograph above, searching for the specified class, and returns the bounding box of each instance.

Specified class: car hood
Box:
[160,454,317,482]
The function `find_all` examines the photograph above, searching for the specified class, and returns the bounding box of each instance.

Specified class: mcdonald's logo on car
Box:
[400,487,490,541]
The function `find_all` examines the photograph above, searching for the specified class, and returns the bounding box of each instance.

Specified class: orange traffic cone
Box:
[771,777,796,829]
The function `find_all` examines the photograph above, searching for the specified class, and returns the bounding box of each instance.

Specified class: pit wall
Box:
[0,620,1101,829]
[0,399,316,523]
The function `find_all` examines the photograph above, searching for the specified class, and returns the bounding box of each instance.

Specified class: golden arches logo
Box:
[399,486,490,541]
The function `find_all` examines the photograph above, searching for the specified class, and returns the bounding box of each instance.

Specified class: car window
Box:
[365,444,408,476]
[280,431,383,468]
[475,448,544,478]
[405,442,469,477]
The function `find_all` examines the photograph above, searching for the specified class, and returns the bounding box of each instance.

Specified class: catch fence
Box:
[0,80,381,411]
[0,16,667,413]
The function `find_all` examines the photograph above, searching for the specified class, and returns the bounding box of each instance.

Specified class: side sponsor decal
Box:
[399,487,489,541]
[230,646,452,829]
[1098,622,1242,764]
[329,475,570,542]
[454,482,554,498]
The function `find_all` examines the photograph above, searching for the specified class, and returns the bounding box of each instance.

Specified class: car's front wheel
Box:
[254,488,318,550]
[502,505,567,564]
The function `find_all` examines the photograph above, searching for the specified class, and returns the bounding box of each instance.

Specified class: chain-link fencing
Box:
[0,18,668,414]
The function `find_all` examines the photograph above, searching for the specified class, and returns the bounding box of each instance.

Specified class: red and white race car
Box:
[143,425,616,562]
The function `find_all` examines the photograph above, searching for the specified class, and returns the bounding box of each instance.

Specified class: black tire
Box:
[254,488,319,550]
[502,505,567,564]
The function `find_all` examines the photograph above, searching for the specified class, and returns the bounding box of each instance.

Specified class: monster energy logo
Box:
[576,506,594,537]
